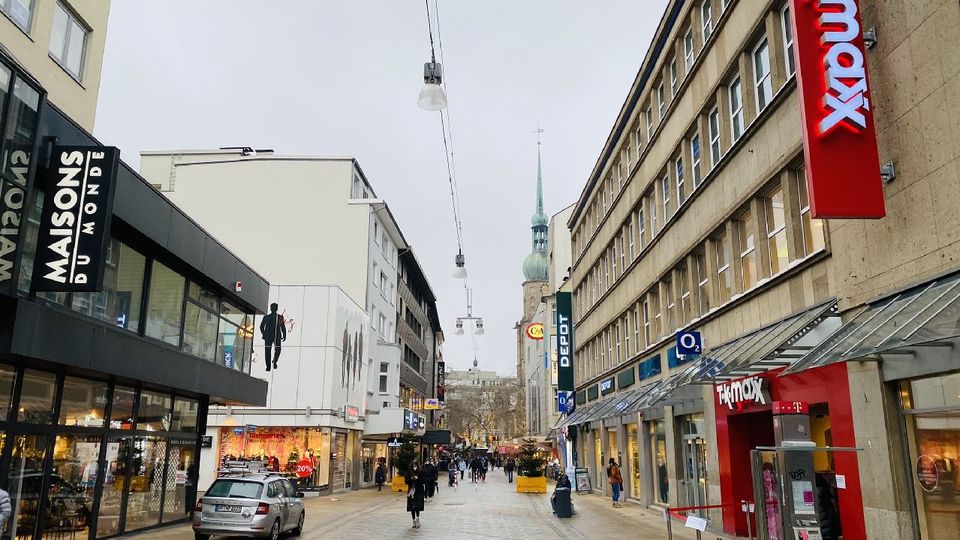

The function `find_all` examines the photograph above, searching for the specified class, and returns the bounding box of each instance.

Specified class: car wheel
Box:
[268,519,280,540]
[292,512,305,536]
[194,534,210,540]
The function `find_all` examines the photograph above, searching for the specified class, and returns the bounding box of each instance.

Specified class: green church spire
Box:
[523,126,549,282]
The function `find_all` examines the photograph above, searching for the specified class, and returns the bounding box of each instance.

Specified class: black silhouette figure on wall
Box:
[261,303,287,371]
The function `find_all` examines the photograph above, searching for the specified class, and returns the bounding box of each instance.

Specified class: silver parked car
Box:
[193,474,305,540]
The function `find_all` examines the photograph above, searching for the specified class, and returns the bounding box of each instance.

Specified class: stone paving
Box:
[129,471,712,540]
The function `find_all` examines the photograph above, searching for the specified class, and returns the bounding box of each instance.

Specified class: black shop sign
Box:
[32,146,119,292]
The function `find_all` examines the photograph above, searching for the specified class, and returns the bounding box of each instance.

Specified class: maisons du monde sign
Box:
[32,146,119,292]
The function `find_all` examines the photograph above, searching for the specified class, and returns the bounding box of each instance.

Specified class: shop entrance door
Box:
[682,435,708,516]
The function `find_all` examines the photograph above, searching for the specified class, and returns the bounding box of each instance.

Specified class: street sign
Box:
[676,331,703,356]
[558,391,569,413]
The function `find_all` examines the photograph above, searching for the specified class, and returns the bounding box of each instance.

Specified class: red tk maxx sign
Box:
[790,0,885,218]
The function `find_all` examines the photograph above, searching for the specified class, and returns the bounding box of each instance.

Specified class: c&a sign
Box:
[33,146,119,291]
[790,0,884,218]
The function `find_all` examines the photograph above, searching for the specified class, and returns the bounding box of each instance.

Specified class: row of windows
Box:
[1,1,89,80]
[575,165,824,384]
[572,0,737,261]
[573,1,798,321]
[573,1,797,267]
[30,235,255,373]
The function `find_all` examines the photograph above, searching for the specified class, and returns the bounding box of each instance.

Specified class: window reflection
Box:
[44,434,99,538]
[5,434,50,540]
[171,398,198,433]
[137,391,171,432]
[123,437,165,531]
[218,301,254,372]
[145,261,185,346]
[18,369,57,424]
[71,240,146,332]
[109,386,135,430]
[59,377,107,427]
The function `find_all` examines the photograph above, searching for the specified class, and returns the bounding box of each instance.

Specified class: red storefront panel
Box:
[714,362,866,538]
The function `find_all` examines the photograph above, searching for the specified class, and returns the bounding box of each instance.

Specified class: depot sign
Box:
[556,292,575,391]
[790,0,884,218]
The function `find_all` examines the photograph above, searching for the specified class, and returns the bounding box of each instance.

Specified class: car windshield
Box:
[206,480,263,499]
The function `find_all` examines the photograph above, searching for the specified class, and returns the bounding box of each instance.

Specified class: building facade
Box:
[518,140,550,435]
[0,5,271,539]
[140,150,439,490]
[558,1,960,539]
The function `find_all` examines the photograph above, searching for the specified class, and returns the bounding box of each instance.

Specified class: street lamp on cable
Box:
[455,288,484,337]
[418,62,447,111]
[452,251,467,279]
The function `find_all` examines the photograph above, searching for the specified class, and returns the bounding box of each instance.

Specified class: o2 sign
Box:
[676,331,703,356]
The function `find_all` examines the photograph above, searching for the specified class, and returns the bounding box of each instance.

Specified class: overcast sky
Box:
[94,0,669,376]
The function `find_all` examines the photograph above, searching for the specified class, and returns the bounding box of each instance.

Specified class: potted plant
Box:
[515,438,548,493]
[392,434,417,492]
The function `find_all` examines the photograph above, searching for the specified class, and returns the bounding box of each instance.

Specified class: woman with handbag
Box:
[405,463,427,528]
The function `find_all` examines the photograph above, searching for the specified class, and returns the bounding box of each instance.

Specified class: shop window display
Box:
[628,424,640,498]
[44,434,100,538]
[122,436,165,532]
[650,420,668,504]
[218,427,331,491]
[902,374,960,540]
[5,434,50,540]
[97,438,126,538]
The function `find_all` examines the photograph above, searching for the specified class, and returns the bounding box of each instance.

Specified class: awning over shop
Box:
[783,271,960,380]
[694,300,841,382]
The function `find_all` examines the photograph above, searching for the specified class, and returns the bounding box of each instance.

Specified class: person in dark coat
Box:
[422,460,437,499]
[374,461,386,491]
[504,458,516,483]
[405,464,426,529]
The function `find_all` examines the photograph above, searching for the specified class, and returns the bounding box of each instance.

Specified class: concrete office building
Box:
[141,150,440,491]
[555,1,960,538]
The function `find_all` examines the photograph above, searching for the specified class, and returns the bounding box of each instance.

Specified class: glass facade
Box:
[650,420,668,504]
[0,364,203,540]
[901,373,960,540]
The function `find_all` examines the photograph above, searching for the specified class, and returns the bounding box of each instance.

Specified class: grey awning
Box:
[706,300,840,381]
[783,271,960,377]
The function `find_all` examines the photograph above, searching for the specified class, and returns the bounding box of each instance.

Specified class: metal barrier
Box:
[662,503,732,540]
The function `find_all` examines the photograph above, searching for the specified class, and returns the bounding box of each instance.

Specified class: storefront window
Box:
[0,364,15,420]
[218,427,331,491]
[162,438,196,523]
[145,261,186,346]
[628,424,640,498]
[122,436,165,531]
[594,431,603,488]
[110,386,136,430]
[71,239,146,332]
[137,391,171,431]
[18,368,57,424]
[218,301,253,372]
[679,414,708,515]
[650,420,668,504]
[5,434,47,540]
[44,434,100,538]
[183,303,219,361]
[171,397,198,433]
[59,376,108,427]
[902,374,960,540]
[97,437,126,537]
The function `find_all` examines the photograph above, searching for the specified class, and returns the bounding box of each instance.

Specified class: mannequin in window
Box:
[260,303,286,371]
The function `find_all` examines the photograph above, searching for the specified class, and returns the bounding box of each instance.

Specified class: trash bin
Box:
[552,486,573,518]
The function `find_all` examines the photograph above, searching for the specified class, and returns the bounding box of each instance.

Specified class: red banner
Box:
[790,0,884,218]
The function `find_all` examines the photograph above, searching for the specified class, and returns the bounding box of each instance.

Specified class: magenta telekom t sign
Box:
[791,0,885,218]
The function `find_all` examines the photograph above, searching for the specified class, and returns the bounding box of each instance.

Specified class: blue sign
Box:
[676,331,703,356]
[246,424,257,432]
[558,391,569,413]
[232,427,245,435]
[224,350,234,369]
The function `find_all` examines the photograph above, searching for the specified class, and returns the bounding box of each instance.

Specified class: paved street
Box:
[129,472,706,540]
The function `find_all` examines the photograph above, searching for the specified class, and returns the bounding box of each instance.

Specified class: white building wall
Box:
[364,210,403,415]
[140,153,371,302]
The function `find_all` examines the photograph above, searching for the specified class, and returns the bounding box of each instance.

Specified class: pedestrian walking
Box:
[480,456,487,482]
[448,460,458,487]
[423,460,437,500]
[405,464,426,529]
[458,457,467,480]
[606,458,623,508]
[505,458,516,483]
[375,460,386,492]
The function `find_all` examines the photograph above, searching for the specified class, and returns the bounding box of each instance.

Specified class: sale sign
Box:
[790,0,885,218]
[296,458,314,479]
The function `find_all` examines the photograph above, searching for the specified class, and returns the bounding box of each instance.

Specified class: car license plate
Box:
[215,504,241,512]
